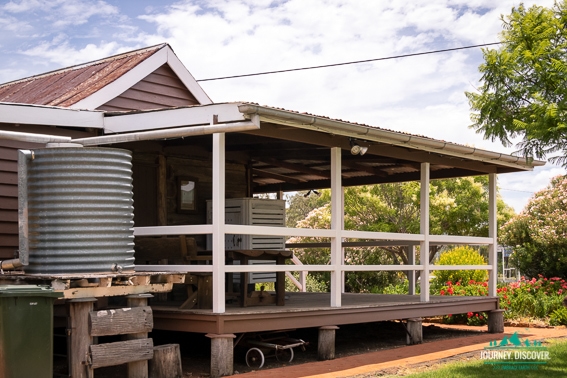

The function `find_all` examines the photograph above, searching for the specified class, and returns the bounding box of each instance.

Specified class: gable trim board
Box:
[70,45,212,110]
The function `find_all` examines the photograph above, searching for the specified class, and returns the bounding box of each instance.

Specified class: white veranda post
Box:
[212,133,226,313]
[420,162,430,302]
[330,147,343,307]
[488,173,497,297]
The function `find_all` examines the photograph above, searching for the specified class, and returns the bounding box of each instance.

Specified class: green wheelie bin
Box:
[0,285,62,378]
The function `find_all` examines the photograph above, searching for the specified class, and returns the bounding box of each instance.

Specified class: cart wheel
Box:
[276,347,294,363]
[246,347,265,369]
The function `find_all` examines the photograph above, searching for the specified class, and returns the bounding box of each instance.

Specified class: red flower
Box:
[440,290,445,295]
[447,287,454,295]
[467,312,473,318]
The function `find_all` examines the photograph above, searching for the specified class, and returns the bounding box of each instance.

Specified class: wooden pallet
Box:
[0,271,185,299]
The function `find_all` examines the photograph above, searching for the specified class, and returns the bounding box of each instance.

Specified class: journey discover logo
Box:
[480,332,550,371]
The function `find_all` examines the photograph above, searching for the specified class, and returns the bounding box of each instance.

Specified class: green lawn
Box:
[398,339,567,378]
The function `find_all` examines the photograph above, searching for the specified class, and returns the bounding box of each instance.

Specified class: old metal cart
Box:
[235,330,308,369]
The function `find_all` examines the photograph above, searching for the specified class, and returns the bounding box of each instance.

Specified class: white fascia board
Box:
[69,48,169,110]
[0,102,103,128]
[166,46,212,105]
[238,105,545,171]
[103,103,246,133]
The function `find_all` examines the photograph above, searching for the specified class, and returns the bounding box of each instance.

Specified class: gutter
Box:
[237,104,544,171]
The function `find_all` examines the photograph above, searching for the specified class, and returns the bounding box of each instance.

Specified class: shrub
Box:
[433,275,567,325]
[500,275,567,320]
[380,279,420,294]
[550,307,567,326]
[501,176,567,279]
[432,246,487,288]
[437,280,488,325]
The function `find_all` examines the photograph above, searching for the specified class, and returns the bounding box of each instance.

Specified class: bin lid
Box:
[0,285,63,298]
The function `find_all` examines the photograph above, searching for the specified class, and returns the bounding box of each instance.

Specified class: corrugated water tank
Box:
[19,147,135,274]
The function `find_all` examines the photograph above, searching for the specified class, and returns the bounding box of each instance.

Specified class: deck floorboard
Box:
[151,293,499,334]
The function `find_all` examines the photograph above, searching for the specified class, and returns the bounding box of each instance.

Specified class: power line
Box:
[500,188,536,194]
[196,42,501,82]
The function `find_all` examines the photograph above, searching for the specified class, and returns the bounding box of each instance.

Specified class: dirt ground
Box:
[91,321,484,377]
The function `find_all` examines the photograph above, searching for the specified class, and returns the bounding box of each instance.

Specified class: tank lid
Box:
[0,285,63,297]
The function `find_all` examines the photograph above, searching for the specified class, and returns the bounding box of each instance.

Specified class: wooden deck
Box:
[151,292,499,334]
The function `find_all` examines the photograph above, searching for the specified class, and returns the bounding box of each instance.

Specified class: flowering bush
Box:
[501,175,567,279]
[434,275,567,325]
[499,275,566,319]
[437,280,489,325]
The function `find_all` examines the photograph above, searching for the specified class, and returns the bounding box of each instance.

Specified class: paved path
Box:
[235,325,567,378]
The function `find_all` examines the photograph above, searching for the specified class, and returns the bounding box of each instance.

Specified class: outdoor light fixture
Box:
[350,139,368,156]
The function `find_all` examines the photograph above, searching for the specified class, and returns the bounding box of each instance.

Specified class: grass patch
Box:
[399,339,567,378]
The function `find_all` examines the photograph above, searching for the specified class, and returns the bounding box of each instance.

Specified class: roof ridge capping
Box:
[0,43,168,88]
[237,103,545,169]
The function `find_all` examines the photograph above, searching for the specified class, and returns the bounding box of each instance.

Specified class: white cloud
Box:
[3,0,119,28]
[20,40,123,66]
[1,0,563,211]
[498,164,566,213]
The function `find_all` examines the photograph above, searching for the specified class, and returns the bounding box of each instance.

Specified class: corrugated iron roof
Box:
[0,44,167,107]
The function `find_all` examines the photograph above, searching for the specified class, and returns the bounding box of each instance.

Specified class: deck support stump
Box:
[488,309,505,333]
[67,298,97,378]
[206,333,236,377]
[149,344,183,378]
[318,326,339,360]
[406,318,423,345]
[126,294,154,378]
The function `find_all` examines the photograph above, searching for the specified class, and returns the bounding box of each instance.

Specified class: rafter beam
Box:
[244,123,499,174]
[252,168,305,184]
[341,160,388,177]
[253,167,484,193]
[254,157,331,179]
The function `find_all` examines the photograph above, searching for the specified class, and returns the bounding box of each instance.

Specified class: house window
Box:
[177,176,197,213]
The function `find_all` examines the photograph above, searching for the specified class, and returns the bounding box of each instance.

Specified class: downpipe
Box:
[2,149,35,272]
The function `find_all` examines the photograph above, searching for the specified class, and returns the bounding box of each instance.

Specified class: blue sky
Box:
[0,0,563,212]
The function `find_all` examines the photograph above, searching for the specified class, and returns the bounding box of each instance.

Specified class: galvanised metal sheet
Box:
[23,147,135,273]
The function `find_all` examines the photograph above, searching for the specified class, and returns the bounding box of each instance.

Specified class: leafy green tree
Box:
[285,190,329,227]
[287,176,514,292]
[501,175,567,278]
[466,1,567,167]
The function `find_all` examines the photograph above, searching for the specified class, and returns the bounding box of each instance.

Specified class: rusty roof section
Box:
[0,44,167,108]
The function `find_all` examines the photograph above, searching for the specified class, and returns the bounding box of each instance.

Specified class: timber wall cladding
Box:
[131,151,246,253]
[167,155,247,226]
[0,139,41,259]
[97,64,200,112]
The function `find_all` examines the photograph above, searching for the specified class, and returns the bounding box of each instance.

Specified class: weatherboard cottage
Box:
[0,43,543,377]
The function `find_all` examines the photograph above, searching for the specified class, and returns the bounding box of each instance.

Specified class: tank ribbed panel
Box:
[25,148,135,273]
